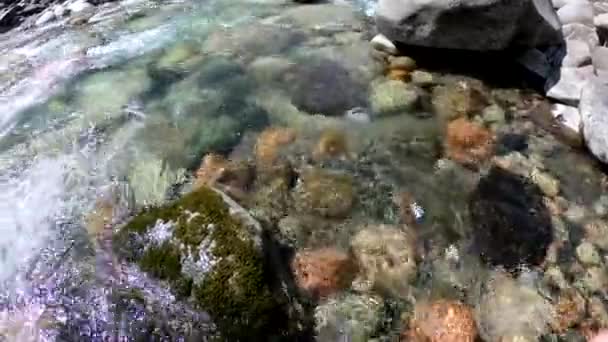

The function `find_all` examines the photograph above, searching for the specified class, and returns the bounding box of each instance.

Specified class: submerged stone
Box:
[287,58,368,116]
[369,79,420,116]
[294,167,355,218]
[469,166,553,270]
[113,186,299,340]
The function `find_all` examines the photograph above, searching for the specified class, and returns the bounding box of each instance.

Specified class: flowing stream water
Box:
[2,0,608,340]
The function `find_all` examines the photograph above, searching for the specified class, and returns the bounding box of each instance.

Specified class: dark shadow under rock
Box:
[392,44,560,92]
[286,58,368,116]
[469,166,553,271]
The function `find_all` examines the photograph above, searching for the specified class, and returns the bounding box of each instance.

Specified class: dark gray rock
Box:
[375,0,562,51]
[287,58,368,116]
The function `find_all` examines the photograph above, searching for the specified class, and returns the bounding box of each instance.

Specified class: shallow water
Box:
[1,0,608,340]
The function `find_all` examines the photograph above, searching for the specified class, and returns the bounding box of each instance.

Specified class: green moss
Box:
[139,241,182,281]
[114,186,288,340]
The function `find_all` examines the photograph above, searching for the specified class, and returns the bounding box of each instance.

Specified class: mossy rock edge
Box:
[113,186,292,341]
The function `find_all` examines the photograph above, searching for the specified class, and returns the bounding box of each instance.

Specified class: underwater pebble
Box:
[388,55,417,71]
[411,70,435,86]
[476,271,555,341]
[291,248,356,299]
[294,168,355,218]
[552,289,587,332]
[404,299,478,342]
[350,224,417,298]
[564,204,588,224]
[584,219,608,249]
[482,104,506,125]
[530,169,560,197]
[544,266,569,289]
[344,107,371,123]
[579,266,608,293]
[314,293,385,341]
[369,80,420,116]
[576,241,602,266]
[593,195,608,216]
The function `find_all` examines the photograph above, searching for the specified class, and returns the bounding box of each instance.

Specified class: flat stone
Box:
[562,23,600,50]
[546,65,594,105]
[551,103,582,135]
[580,77,608,163]
[557,0,594,25]
[562,39,592,67]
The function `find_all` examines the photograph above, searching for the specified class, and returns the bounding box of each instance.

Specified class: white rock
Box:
[67,0,94,14]
[562,39,592,67]
[370,34,397,55]
[594,2,608,15]
[546,65,594,105]
[557,0,595,25]
[562,23,600,50]
[53,5,66,17]
[551,103,582,134]
[593,46,608,79]
[35,10,56,26]
[595,13,608,27]
[552,0,569,9]
[580,77,608,163]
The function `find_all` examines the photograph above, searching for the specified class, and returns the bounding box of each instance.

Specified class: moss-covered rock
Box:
[113,186,294,340]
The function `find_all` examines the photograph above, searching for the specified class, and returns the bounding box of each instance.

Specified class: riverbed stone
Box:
[287,58,368,116]
[579,266,608,293]
[580,77,608,163]
[562,39,592,67]
[112,186,302,339]
[562,23,600,50]
[592,46,608,78]
[370,80,419,116]
[546,65,594,105]
[314,293,385,342]
[576,240,602,265]
[557,0,594,25]
[375,0,562,51]
[294,167,355,218]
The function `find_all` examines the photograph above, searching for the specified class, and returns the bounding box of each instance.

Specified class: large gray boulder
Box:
[580,77,608,163]
[376,0,562,51]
